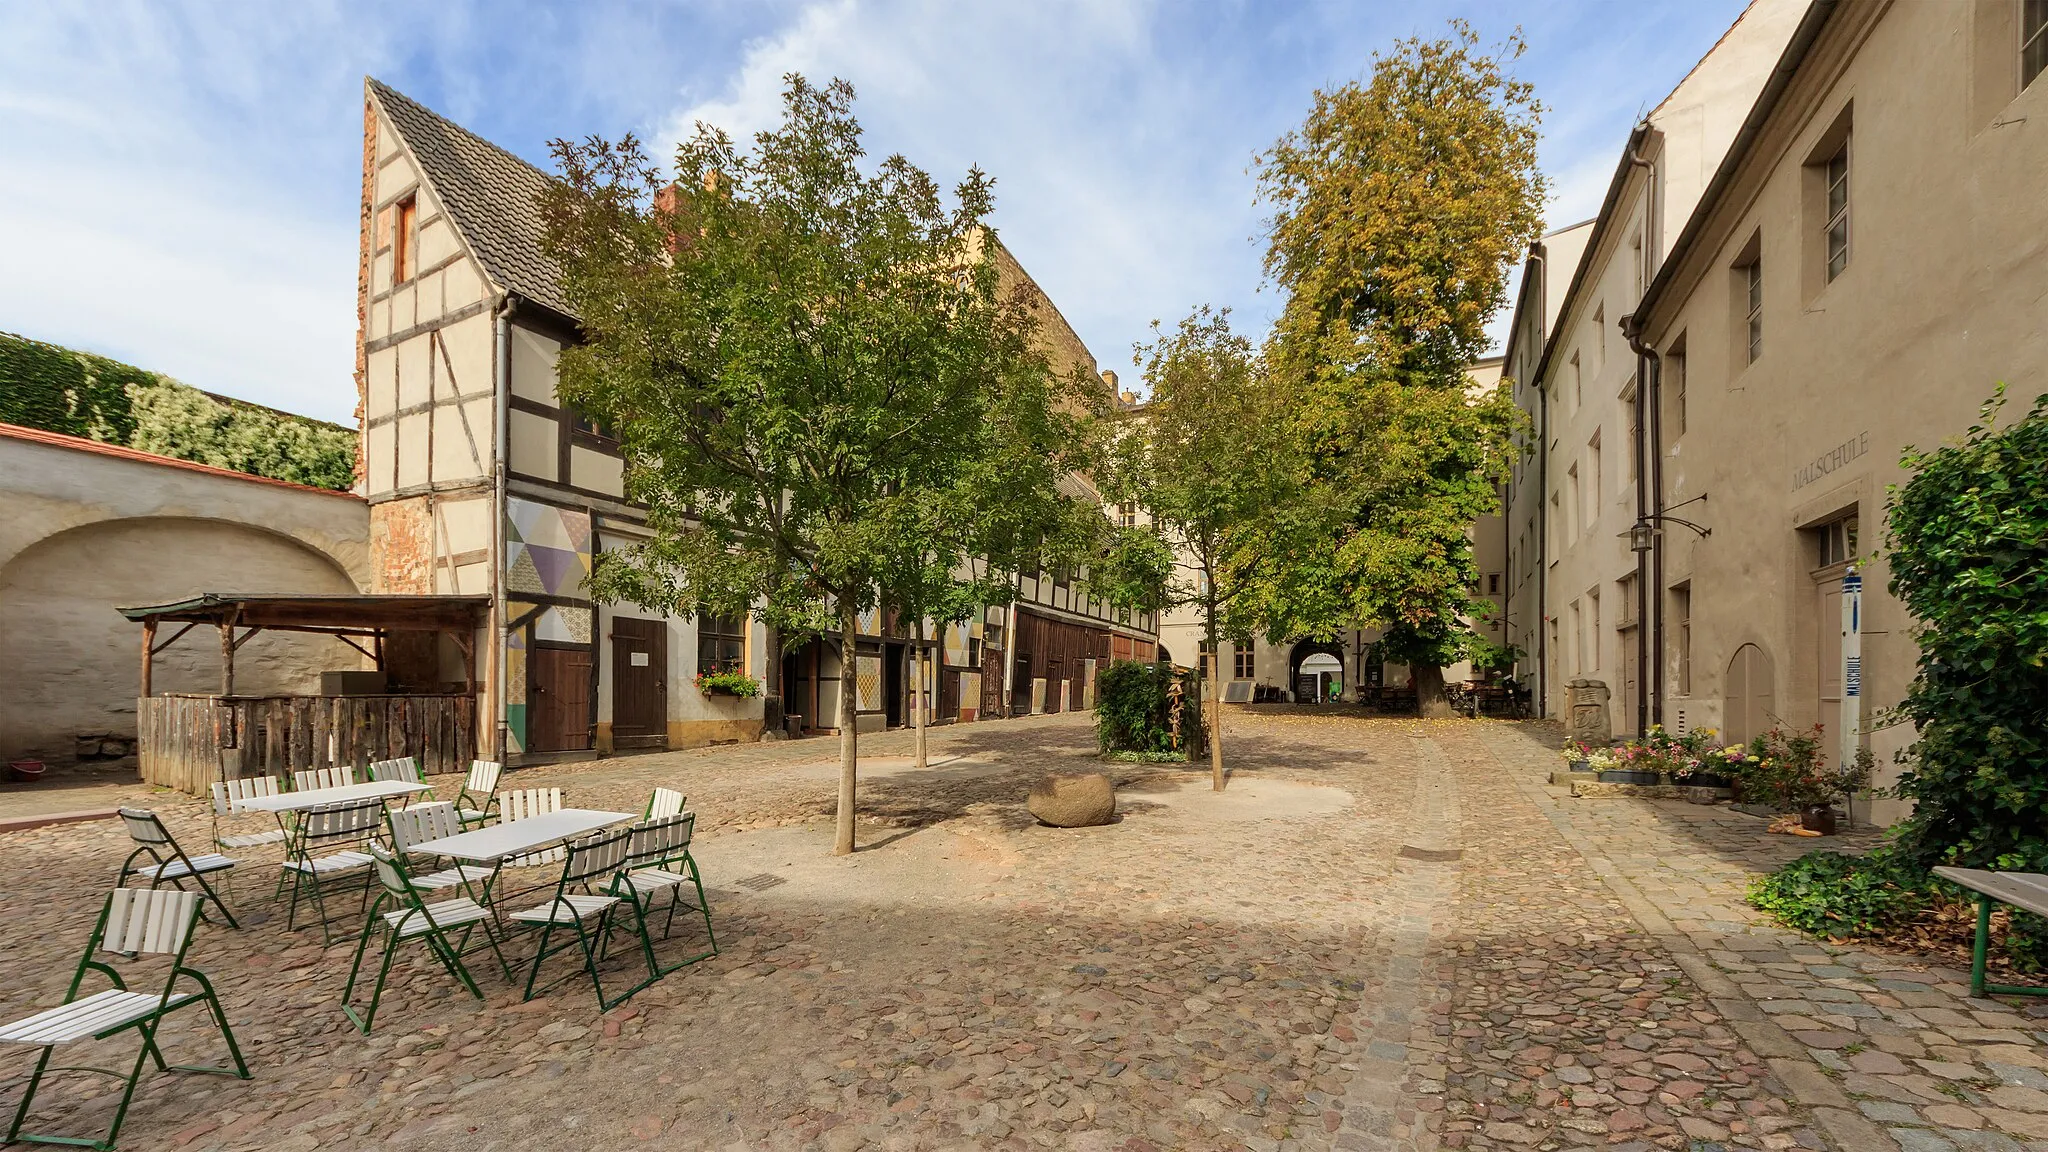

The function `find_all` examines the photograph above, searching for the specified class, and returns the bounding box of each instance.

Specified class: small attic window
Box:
[394,194,418,283]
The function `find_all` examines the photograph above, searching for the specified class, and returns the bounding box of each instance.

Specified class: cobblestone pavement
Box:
[1,712,2042,1151]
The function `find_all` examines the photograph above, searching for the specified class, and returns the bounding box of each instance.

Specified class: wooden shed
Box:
[119,593,490,794]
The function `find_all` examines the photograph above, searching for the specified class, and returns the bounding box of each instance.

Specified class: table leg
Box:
[1973,893,1992,1000]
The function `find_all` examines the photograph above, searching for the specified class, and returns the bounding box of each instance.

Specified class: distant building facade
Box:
[357,80,1153,763]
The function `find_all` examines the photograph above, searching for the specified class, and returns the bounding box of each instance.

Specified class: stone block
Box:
[1027,773,1116,828]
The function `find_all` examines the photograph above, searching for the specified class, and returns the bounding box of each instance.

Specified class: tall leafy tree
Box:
[1243,21,1543,716]
[540,75,1097,854]
[1106,307,1294,790]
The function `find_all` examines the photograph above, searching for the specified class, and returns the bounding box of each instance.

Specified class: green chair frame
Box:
[2,889,249,1150]
[342,845,510,1033]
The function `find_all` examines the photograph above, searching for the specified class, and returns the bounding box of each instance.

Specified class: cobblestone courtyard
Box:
[2,711,2046,1151]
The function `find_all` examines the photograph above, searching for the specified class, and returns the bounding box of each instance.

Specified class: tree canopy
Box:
[539,75,1103,853]
[1236,22,1544,713]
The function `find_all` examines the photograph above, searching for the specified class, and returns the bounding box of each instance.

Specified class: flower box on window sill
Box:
[694,671,761,698]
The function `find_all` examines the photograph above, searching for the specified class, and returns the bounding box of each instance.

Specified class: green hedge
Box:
[0,331,355,491]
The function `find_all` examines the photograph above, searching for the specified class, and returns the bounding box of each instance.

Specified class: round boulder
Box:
[1028,772,1116,827]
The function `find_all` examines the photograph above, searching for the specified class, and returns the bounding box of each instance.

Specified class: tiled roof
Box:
[368,78,577,321]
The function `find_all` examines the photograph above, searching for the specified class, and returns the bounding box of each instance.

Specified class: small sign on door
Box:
[630,652,649,667]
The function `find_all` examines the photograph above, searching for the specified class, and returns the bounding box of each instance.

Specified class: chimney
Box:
[1120,391,1140,408]
[1100,369,1118,391]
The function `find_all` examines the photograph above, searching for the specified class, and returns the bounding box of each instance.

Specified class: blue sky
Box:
[1,0,1751,424]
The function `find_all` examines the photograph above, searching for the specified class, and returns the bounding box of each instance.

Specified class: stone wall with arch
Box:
[0,426,369,763]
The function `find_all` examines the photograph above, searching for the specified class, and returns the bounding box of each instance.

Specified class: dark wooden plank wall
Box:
[137,694,475,794]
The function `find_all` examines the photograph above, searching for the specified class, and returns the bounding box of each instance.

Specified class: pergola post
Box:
[140,618,156,698]
[219,621,235,696]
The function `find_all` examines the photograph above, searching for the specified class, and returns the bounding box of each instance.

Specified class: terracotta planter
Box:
[1801,805,1837,835]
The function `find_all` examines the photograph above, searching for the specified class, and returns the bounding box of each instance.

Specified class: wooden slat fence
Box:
[137,694,475,795]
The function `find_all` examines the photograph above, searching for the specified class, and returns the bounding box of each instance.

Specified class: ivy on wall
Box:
[0,331,356,491]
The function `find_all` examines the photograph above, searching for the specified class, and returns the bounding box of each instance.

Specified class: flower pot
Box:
[1568,759,1591,773]
[1599,769,1662,785]
[7,759,46,783]
[1684,772,1732,790]
[1801,805,1837,835]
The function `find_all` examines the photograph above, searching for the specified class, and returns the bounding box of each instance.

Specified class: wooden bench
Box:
[1932,866,2048,999]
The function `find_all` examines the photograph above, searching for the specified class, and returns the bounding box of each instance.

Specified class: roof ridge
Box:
[0,421,363,499]
[1648,0,1768,121]
[366,78,554,185]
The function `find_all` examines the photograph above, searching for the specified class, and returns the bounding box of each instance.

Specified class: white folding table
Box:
[405,809,634,864]
[233,780,429,814]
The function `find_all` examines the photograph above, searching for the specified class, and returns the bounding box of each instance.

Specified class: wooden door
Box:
[1724,643,1776,745]
[531,646,593,752]
[609,617,666,749]
[1618,625,1640,737]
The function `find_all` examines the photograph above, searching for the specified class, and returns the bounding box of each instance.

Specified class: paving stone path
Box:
[1,712,2043,1151]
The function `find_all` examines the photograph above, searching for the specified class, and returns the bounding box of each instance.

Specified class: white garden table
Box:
[233,779,429,814]
[405,809,634,864]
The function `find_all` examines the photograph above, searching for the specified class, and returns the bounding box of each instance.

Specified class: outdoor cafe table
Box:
[404,809,635,864]
[233,779,430,814]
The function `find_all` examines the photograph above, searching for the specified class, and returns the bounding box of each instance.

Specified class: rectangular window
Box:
[1570,352,1583,411]
[1116,501,1137,529]
[697,612,746,675]
[394,194,417,284]
[1667,340,1687,439]
[1824,144,1850,281]
[1618,573,1638,626]
[1672,583,1693,696]
[1568,464,1582,540]
[1592,303,1606,372]
[1622,376,1639,482]
[1570,600,1584,675]
[1487,573,1500,595]
[1744,260,1764,363]
[2026,0,2048,90]
[1233,647,1255,679]
[1587,430,1603,523]
[1548,492,1561,563]
[1588,589,1602,671]
[1817,513,1860,567]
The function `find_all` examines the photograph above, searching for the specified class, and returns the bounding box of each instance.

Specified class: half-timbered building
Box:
[356,79,1155,763]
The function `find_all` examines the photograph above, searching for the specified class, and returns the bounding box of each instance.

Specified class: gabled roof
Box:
[367,78,577,322]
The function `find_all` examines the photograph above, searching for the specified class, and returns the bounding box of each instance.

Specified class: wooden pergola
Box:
[120,593,491,697]
[118,594,492,793]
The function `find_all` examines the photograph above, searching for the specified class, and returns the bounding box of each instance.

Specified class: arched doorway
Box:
[1289,639,1346,704]
[1724,643,1777,744]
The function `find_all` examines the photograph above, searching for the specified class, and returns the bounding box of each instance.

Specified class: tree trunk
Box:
[1414,664,1451,719]
[1209,651,1226,791]
[913,619,928,771]
[762,618,783,738]
[835,603,859,855]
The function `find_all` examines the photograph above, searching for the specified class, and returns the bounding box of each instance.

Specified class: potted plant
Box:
[1668,727,1731,789]
[1557,740,1599,773]
[694,670,763,698]
[1597,739,1662,785]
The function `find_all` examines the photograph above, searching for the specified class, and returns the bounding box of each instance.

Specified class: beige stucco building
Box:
[1624,0,2048,819]
[0,423,369,764]
[358,80,1153,763]
[1502,0,1805,734]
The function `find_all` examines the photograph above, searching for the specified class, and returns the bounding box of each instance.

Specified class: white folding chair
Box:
[644,786,687,820]
[2,889,250,1148]
[115,809,239,929]
[368,756,425,785]
[611,813,717,970]
[511,825,642,1009]
[280,797,381,943]
[292,765,359,791]
[386,802,497,902]
[455,760,503,826]
[497,787,566,867]
[209,777,287,852]
[341,845,506,1032]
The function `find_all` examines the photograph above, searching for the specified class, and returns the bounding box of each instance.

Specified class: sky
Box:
[0,0,1753,424]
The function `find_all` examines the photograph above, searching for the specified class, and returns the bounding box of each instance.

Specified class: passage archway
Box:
[1289,639,1347,704]
[0,517,359,761]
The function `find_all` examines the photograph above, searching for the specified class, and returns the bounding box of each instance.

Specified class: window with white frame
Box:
[1823,142,1850,281]
[1232,646,1255,679]
[2026,0,2048,91]
[1744,259,1764,363]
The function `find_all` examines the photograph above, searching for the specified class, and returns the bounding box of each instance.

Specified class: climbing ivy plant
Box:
[0,331,355,491]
